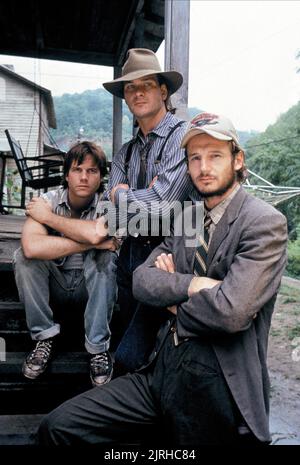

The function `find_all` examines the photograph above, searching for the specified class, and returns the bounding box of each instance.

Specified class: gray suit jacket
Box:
[133,187,288,442]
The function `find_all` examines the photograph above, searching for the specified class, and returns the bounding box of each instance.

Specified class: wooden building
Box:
[0,64,60,209]
[0,64,57,158]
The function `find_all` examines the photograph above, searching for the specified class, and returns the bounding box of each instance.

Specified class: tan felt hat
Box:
[103,48,183,98]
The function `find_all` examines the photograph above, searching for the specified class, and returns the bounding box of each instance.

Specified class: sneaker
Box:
[23,339,53,379]
[90,351,113,387]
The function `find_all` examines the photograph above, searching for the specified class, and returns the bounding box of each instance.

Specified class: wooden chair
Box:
[4,129,64,209]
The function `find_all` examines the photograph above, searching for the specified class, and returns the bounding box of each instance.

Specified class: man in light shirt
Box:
[14,141,117,387]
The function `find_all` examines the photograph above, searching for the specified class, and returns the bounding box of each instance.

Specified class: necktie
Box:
[193,214,212,276]
[136,136,155,189]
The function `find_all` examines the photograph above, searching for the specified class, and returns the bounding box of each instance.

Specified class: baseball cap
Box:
[181,112,241,150]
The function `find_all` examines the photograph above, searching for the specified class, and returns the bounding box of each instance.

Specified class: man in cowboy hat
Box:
[102,48,192,372]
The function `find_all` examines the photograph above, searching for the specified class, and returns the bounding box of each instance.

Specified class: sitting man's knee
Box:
[13,247,26,267]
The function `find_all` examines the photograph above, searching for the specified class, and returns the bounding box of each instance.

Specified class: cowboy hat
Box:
[103,48,183,98]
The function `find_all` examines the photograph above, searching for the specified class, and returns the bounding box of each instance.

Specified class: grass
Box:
[270,328,282,337]
[283,297,298,304]
[279,284,300,301]
[272,282,300,342]
[287,325,300,341]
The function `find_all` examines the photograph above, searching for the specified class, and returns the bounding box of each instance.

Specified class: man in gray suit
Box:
[38,113,287,446]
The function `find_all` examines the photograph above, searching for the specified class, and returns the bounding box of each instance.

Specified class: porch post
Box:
[164,0,190,120]
[112,66,122,158]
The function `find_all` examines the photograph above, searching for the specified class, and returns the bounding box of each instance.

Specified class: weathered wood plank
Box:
[0,352,90,375]
[112,66,123,157]
[0,239,21,270]
[0,414,44,445]
[0,214,25,236]
[0,214,24,268]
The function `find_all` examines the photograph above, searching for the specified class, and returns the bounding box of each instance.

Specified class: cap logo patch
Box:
[190,112,219,128]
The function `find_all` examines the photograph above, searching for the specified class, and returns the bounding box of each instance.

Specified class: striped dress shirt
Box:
[103,112,192,220]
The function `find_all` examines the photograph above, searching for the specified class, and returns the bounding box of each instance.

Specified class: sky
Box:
[0,0,299,132]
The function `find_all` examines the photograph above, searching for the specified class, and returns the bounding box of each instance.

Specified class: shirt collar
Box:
[58,188,99,213]
[58,188,69,208]
[136,111,181,142]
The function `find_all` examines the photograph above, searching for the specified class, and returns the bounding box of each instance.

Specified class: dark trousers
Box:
[114,236,164,373]
[38,332,263,446]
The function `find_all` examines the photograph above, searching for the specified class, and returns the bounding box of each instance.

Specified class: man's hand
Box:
[148,175,158,189]
[110,184,129,204]
[188,276,222,297]
[26,197,53,224]
[94,237,122,252]
[167,305,177,315]
[154,253,176,273]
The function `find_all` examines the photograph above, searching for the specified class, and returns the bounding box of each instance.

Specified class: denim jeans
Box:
[115,236,164,373]
[13,248,118,354]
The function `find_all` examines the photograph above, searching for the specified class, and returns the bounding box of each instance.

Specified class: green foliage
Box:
[287,325,300,341]
[279,284,300,299]
[5,168,21,204]
[287,225,300,278]
[238,130,260,148]
[53,89,114,136]
[245,101,300,237]
[51,89,133,159]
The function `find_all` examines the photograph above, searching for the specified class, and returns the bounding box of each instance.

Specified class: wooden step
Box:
[0,300,123,352]
[0,332,32,353]
[0,239,21,271]
[0,270,19,300]
[0,414,44,445]
[0,302,26,330]
[0,352,92,414]
[0,380,91,415]
[0,300,89,351]
[0,351,90,376]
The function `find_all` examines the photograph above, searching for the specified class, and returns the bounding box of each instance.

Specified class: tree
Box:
[245,102,300,238]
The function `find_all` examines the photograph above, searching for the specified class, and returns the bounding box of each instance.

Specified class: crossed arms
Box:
[22,197,113,260]
[153,252,221,315]
[133,210,288,336]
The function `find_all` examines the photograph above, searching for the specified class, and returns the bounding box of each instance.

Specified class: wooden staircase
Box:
[0,215,121,445]
[0,267,96,445]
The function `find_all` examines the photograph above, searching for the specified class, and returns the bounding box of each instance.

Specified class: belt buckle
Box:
[171,325,189,347]
[170,325,179,346]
